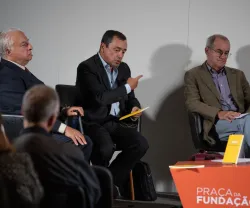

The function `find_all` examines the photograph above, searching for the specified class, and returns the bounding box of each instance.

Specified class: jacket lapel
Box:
[94,54,111,89]
[1,59,44,89]
[1,58,24,73]
[225,67,237,101]
[199,63,220,101]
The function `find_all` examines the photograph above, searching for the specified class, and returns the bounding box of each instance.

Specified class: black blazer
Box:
[0,59,61,131]
[14,126,101,208]
[76,54,140,123]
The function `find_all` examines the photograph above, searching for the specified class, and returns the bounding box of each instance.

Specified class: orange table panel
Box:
[170,161,250,208]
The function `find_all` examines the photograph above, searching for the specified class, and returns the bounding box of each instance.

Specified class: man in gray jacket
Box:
[185,34,250,157]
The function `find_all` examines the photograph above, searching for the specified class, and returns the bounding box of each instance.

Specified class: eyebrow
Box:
[21,39,29,43]
[115,47,127,51]
[214,48,229,51]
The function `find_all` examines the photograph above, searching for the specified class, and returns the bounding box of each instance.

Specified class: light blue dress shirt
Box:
[98,53,131,116]
[206,63,238,111]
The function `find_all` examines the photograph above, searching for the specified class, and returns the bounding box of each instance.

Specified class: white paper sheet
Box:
[235,113,249,119]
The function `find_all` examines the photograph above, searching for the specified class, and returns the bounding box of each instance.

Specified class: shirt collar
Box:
[8,60,26,70]
[20,126,51,137]
[206,62,225,74]
[98,52,118,73]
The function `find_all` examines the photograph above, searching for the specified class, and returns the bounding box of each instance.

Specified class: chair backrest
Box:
[92,165,113,208]
[55,84,84,133]
[2,114,24,143]
[41,185,87,208]
[188,112,203,150]
[188,112,227,152]
[55,84,82,107]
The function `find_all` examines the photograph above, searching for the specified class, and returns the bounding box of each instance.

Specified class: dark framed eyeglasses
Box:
[209,47,231,58]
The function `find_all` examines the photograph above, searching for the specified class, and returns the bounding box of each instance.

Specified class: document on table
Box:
[169,164,205,169]
[212,158,250,163]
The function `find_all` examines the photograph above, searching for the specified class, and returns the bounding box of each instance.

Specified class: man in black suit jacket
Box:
[76,30,149,194]
[14,85,100,208]
[0,28,92,161]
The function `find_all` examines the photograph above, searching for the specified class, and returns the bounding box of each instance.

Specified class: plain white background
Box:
[1,0,250,192]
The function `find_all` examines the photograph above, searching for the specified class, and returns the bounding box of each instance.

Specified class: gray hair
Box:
[22,85,60,123]
[0,28,23,58]
[206,34,230,48]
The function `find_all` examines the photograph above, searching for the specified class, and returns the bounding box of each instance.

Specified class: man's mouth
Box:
[218,59,226,63]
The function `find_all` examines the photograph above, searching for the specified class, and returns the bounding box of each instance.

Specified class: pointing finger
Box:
[136,75,143,80]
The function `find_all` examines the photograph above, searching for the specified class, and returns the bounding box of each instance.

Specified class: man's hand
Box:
[65,126,87,145]
[131,106,142,118]
[127,75,143,90]
[217,111,241,122]
[66,106,84,116]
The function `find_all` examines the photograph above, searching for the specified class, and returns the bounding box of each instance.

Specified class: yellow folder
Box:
[223,134,244,164]
[119,107,149,121]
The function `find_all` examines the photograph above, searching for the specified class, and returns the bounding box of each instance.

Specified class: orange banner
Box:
[170,161,250,208]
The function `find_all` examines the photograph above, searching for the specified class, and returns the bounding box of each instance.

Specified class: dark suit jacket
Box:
[0,59,61,131]
[76,53,140,123]
[14,126,101,208]
[184,62,250,144]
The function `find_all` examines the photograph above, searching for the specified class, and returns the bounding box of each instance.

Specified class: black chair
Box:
[188,112,227,152]
[2,114,24,143]
[92,166,113,208]
[55,84,84,130]
[40,185,87,208]
[55,84,83,107]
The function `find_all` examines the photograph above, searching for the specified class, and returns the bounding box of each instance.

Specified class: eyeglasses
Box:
[209,47,231,58]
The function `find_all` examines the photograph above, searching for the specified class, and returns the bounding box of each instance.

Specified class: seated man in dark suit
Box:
[0,28,92,161]
[14,85,101,208]
[76,30,149,197]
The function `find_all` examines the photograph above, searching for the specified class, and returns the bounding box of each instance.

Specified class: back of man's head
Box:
[22,85,59,124]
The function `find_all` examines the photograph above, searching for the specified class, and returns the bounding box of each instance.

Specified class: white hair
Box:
[0,28,23,58]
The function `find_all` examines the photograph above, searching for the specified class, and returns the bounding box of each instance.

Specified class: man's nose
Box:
[220,55,227,60]
[118,51,124,59]
[28,43,33,50]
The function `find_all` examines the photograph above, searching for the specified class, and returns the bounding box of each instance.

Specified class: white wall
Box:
[1,0,250,192]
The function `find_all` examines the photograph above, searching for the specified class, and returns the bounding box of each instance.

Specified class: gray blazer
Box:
[184,62,250,144]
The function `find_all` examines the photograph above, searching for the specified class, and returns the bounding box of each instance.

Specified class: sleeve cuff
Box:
[130,117,139,121]
[125,84,131,94]
[58,123,67,134]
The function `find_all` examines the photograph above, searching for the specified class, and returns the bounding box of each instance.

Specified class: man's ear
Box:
[100,43,106,52]
[6,48,11,55]
[205,47,209,55]
[47,114,57,131]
